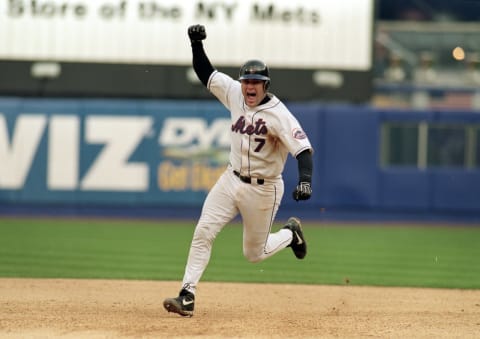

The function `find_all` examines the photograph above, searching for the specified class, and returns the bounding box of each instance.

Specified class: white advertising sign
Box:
[0,0,373,70]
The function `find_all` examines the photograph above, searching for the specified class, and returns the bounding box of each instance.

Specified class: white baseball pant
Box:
[181,167,293,293]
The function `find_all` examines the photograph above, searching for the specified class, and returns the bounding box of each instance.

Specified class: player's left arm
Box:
[293,149,313,201]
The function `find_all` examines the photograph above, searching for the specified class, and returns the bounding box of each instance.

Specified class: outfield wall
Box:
[1,97,479,221]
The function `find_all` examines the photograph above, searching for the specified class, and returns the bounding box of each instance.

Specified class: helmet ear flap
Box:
[264,80,270,91]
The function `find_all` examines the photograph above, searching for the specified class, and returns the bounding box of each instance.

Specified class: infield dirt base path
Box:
[1,279,479,338]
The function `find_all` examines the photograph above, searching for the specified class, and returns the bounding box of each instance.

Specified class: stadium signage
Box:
[0,0,373,70]
[0,114,153,191]
[159,117,230,151]
[7,1,319,24]
[0,112,230,194]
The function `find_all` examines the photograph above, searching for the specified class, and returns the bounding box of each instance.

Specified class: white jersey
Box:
[208,70,312,179]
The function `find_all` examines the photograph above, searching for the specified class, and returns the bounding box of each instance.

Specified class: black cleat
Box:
[283,217,307,259]
[163,289,195,317]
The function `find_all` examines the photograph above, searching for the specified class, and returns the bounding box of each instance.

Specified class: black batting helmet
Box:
[238,59,270,82]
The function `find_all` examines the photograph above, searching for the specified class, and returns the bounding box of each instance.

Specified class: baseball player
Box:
[163,25,313,317]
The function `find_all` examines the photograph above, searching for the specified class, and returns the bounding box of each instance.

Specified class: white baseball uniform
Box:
[181,70,312,293]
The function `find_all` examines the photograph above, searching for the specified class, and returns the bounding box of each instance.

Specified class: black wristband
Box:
[297,149,312,184]
[190,40,203,46]
[191,41,215,87]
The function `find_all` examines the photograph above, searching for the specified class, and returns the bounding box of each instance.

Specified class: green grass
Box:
[0,218,479,289]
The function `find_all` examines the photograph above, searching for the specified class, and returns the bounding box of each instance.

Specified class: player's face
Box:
[241,79,267,108]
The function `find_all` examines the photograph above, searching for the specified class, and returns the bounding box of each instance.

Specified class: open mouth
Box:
[247,92,256,98]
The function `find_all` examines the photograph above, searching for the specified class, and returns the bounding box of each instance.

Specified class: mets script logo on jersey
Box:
[231,116,267,135]
[292,128,307,140]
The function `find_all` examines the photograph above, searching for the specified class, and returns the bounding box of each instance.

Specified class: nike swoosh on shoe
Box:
[294,231,304,245]
[182,299,194,306]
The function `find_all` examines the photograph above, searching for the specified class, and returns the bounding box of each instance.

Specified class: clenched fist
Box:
[292,182,312,201]
[188,25,206,42]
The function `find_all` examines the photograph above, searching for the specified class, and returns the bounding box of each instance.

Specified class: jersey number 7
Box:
[254,138,266,152]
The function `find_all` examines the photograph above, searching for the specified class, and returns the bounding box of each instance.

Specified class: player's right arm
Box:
[188,25,215,87]
[188,25,238,111]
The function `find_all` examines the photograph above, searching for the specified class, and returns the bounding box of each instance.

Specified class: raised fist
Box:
[188,25,206,42]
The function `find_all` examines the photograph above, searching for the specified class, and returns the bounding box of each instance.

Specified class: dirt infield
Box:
[1,279,479,338]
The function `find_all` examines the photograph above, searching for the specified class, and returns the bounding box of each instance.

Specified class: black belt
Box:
[233,170,264,185]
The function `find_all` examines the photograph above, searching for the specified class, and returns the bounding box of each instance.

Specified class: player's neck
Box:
[259,94,270,106]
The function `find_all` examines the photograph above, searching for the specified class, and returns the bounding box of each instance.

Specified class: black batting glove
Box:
[293,182,312,201]
[188,25,207,42]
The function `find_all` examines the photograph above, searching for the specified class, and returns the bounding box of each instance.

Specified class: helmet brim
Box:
[238,74,270,81]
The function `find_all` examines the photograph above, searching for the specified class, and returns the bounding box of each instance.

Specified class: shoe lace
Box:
[182,283,193,291]
[180,283,195,299]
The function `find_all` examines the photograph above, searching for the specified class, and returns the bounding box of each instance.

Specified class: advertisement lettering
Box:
[0,113,153,191]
